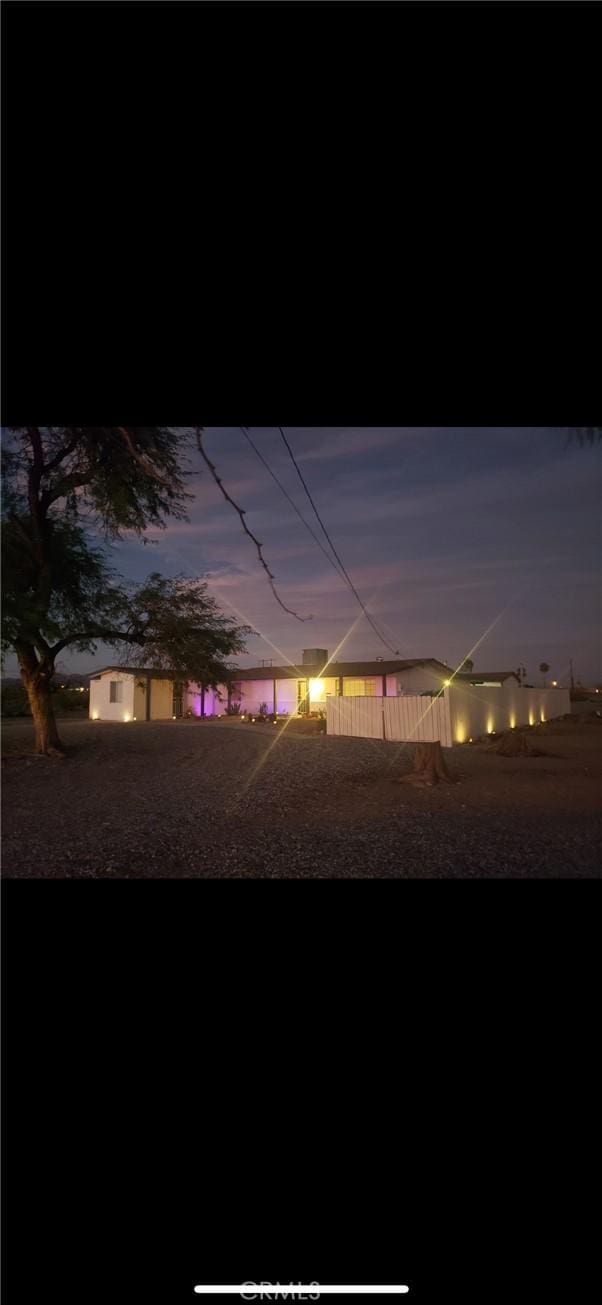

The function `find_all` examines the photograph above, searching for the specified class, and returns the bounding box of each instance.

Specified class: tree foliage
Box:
[1,427,248,752]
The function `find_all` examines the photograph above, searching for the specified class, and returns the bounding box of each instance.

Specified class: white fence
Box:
[447,683,570,744]
[327,694,453,747]
[327,684,571,747]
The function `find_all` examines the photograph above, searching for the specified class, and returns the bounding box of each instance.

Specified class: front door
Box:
[172,683,184,718]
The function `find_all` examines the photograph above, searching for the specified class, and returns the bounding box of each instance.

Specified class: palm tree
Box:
[539,662,550,686]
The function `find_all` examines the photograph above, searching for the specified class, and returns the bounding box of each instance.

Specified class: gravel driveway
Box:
[2,717,601,877]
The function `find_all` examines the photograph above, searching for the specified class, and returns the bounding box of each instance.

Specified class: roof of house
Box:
[89,666,176,680]
[454,671,520,684]
[232,658,450,682]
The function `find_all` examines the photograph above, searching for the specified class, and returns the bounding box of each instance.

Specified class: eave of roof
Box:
[232,658,450,681]
[454,671,520,683]
[89,666,176,680]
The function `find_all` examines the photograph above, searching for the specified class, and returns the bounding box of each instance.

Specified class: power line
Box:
[277,427,401,657]
[240,427,348,582]
[195,428,309,623]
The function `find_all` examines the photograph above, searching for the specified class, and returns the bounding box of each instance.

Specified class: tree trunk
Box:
[401,741,452,786]
[488,730,541,757]
[18,651,65,756]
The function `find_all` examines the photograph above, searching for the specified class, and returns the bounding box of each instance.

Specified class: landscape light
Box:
[92,712,99,721]
[123,713,130,722]
[552,680,558,687]
[172,715,176,720]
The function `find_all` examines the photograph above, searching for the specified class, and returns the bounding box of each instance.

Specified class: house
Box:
[89,667,184,722]
[88,651,451,721]
[452,670,520,688]
[228,650,452,716]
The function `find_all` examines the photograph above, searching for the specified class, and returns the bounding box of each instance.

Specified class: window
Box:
[109,681,124,703]
[343,678,377,697]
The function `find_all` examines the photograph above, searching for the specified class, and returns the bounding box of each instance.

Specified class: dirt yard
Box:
[2,715,601,877]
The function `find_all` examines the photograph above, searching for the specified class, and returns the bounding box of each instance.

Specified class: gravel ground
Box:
[2,716,601,877]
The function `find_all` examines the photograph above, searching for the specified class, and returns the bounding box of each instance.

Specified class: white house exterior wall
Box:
[89,672,135,721]
[396,666,448,694]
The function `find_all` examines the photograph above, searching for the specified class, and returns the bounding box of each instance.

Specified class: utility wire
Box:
[195,428,309,623]
[240,427,348,582]
[277,427,401,656]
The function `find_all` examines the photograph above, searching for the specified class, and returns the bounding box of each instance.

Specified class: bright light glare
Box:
[309,677,325,702]
[123,713,130,722]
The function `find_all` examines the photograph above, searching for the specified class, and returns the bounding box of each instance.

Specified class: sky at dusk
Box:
[10,428,602,685]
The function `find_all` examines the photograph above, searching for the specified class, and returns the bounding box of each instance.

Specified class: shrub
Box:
[226,703,241,716]
[1,683,30,717]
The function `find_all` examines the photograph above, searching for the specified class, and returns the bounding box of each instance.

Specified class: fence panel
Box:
[326,696,384,739]
[326,694,453,747]
[384,694,453,747]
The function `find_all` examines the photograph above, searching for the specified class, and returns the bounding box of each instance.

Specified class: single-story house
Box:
[452,670,520,688]
[88,651,452,721]
[89,667,185,721]
[221,650,452,716]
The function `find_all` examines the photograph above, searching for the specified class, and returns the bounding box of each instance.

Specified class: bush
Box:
[1,682,89,717]
[52,688,89,712]
[1,683,30,717]
[226,703,241,716]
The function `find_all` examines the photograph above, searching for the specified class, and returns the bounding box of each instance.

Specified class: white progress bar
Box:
[193,1290,409,1297]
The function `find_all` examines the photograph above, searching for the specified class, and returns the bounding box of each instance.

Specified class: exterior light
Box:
[444,679,451,687]
[172,715,176,720]
[92,712,99,721]
[552,681,558,687]
[123,713,130,722]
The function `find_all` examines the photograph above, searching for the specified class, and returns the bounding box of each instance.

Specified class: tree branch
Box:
[49,629,145,659]
[117,427,173,488]
[43,433,85,474]
[195,428,310,623]
[39,471,94,513]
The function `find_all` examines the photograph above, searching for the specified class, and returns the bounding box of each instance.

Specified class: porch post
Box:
[200,683,205,718]
[273,678,277,714]
[382,674,387,697]
[146,673,151,721]
[227,684,232,711]
[338,677,343,697]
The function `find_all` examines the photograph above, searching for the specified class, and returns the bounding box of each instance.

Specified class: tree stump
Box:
[488,730,542,757]
[400,741,452,786]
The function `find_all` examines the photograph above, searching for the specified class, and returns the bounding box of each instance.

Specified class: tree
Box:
[1,428,248,754]
[539,661,550,686]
